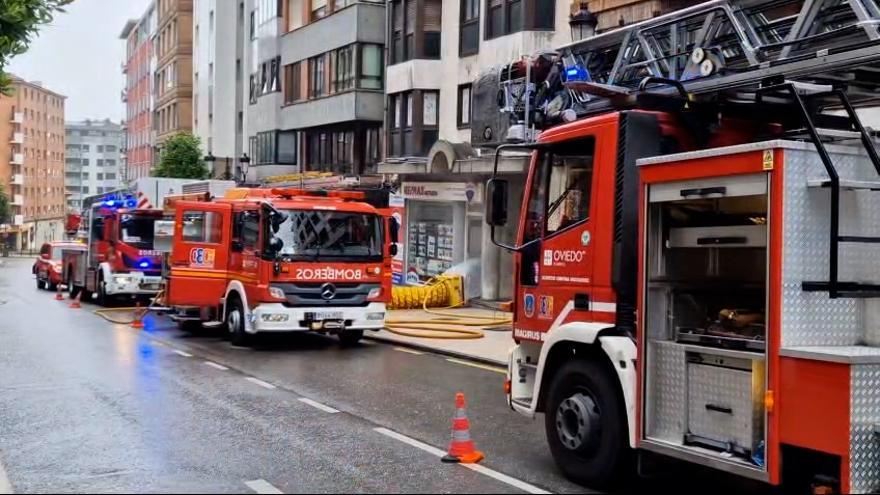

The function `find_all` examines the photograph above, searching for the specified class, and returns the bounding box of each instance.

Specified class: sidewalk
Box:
[368,307,513,366]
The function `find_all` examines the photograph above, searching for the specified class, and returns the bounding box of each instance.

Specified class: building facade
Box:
[276,0,385,177]
[120,3,158,182]
[64,120,124,212]
[0,76,66,251]
[155,0,194,146]
[193,0,247,179]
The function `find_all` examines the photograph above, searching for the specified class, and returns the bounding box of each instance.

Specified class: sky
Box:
[8,0,152,123]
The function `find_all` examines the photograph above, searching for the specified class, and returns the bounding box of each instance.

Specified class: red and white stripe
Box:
[136,191,153,209]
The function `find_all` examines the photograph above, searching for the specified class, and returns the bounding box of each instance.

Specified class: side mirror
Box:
[390,217,400,244]
[267,237,283,254]
[231,240,244,252]
[390,244,399,257]
[485,178,509,227]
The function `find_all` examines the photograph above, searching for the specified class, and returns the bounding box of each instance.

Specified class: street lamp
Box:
[239,153,251,184]
[204,152,217,177]
[570,2,598,41]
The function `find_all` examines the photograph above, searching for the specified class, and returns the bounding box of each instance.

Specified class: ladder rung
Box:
[839,236,880,243]
[807,179,880,191]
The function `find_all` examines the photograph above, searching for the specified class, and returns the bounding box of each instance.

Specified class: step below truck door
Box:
[167,201,233,307]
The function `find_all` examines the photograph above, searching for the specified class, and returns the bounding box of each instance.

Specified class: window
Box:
[270,57,280,92]
[308,54,326,98]
[283,62,301,104]
[331,45,355,93]
[424,92,438,126]
[181,211,224,244]
[387,90,437,158]
[249,10,256,39]
[389,0,441,64]
[241,211,260,250]
[486,0,553,39]
[311,0,327,20]
[97,173,104,181]
[106,159,116,167]
[359,44,383,89]
[460,0,480,56]
[82,172,90,180]
[106,173,117,180]
[277,130,297,165]
[457,84,472,128]
[105,145,117,152]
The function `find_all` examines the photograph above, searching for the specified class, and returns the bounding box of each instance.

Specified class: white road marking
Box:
[446,358,506,375]
[172,349,193,358]
[204,361,229,371]
[0,455,12,495]
[245,377,276,390]
[297,398,339,414]
[393,347,424,355]
[374,427,550,495]
[244,479,283,494]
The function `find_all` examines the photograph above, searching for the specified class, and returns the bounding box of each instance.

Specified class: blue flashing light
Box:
[105,200,116,207]
[138,260,151,269]
[126,200,137,208]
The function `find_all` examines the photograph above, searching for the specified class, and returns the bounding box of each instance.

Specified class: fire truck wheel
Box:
[67,272,81,299]
[226,296,252,347]
[36,276,45,290]
[95,274,109,306]
[544,358,631,489]
[338,330,364,347]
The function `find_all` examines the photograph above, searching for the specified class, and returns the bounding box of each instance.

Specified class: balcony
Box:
[282,2,386,64]
[10,132,23,144]
[11,174,23,186]
[11,195,23,206]
[10,112,23,124]
[281,91,384,129]
[121,90,128,103]
[13,215,23,226]
[121,61,128,74]
[11,153,23,165]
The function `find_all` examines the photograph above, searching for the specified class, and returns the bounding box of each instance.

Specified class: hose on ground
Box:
[93,290,165,325]
[385,277,511,339]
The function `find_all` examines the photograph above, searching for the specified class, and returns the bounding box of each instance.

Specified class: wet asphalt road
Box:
[0,258,589,494]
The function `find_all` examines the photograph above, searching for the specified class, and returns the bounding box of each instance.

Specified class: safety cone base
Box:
[442,451,484,464]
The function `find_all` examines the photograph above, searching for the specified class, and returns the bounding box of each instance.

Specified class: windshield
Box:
[272,210,383,260]
[119,215,157,249]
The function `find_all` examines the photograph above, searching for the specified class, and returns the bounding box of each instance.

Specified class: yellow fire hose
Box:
[93,290,165,325]
[385,276,512,339]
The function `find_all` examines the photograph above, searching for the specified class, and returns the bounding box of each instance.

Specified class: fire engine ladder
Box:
[755,81,880,298]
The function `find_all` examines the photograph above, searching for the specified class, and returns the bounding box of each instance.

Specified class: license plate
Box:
[314,311,344,321]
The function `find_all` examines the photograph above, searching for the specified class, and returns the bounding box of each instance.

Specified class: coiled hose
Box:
[386,277,511,339]
[93,290,165,325]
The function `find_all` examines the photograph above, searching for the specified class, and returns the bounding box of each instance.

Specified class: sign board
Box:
[400,182,483,204]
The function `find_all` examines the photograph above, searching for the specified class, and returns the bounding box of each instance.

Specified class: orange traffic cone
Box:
[131,302,144,329]
[55,285,64,301]
[441,392,484,464]
[68,291,82,309]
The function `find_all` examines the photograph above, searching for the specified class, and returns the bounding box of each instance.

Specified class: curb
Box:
[364,334,507,368]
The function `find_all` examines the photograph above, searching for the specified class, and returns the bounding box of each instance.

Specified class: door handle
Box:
[680,186,727,198]
[705,404,733,415]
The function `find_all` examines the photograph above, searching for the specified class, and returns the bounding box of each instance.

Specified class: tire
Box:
[67,270,81,299]
[36,276,45,290]
[95,273,109,307]
[47,280,58,292]
[226,295,252,347]
[544,358,632,489]
[338,330,364,347]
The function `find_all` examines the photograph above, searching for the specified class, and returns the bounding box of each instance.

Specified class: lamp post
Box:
[204,152,217,178]
[239,153,251,185]
[570,2,599,41]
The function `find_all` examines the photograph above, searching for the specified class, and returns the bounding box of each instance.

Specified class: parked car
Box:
[33,242,85,291]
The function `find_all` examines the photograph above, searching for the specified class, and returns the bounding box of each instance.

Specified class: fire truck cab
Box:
[166,188,396,347]
[63,198,165,305]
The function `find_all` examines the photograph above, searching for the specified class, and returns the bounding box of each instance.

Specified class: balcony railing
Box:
[11,195,23,206]
[10,112,23,124]
[13,215,23,226]
[11,174,23,186]
[11,153,23,165]
[11,132,23,144]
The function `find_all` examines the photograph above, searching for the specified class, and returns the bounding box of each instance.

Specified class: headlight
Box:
[367,287,382,299]
[269,287,286,300]
[367,312,385,321]
[114,275,132,285]
[261,313,290,322]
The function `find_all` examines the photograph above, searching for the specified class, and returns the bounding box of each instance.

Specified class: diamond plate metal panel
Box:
[851,365,880,494]
[781,148,880,347]
[687,363,762,452]
[646,341,686,443]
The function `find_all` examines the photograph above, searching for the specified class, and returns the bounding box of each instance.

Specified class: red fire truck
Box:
[483,0,880,491]
[165,187,397,347]
[63,193,165,305]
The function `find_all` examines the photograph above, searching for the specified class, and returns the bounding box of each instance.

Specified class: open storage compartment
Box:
[642,173,769,477]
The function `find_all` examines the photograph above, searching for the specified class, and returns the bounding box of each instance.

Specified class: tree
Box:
[0,184,9,225]
[153,132,209,179]
[0,0,71,94]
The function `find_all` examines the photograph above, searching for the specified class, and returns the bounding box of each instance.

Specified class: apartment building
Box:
[155,0,194,146]
[276,0,385,176]
[120,3,157,182]
[193,0,248,179]
[0,76,66,251]
[65,120,124,212]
